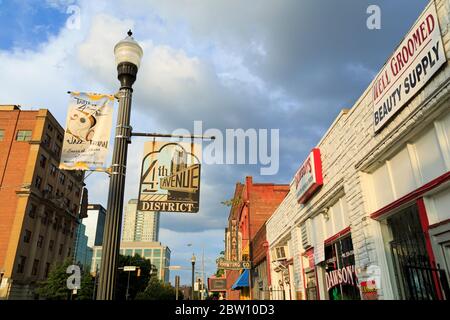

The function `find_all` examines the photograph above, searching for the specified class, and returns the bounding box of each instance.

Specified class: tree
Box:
[135,277,178,300]
[36,260,73,300]
[115,254,153,300]
[36,259,94,300]
[215,251,225,277]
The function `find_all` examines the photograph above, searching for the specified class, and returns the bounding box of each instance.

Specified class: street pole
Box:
[175,275,180,300]
[96,31,143,300]
[191,254,196,300]
[125,270,131,301]
[202,248,205,300]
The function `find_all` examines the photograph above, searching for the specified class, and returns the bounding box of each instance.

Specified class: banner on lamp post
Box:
[59,92,114,171]
[138,141,202,213]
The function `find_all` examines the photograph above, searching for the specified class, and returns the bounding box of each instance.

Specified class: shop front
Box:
[323,232,360,300]
[354,0,450,300]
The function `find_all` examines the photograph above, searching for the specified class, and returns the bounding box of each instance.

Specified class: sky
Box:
[0,0,429,285]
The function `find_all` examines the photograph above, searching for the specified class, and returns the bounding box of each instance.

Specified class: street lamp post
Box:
[96,30,143,300]
[191,254,196,300]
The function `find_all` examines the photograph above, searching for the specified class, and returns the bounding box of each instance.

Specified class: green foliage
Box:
[135,277,178,300]
[36,259,94,300]
[116,254,153,300]
[36,260,72,300]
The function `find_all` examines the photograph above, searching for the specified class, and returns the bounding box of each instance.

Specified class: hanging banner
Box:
[138,141,201,213]
[59,92,114,171]
[372,2,446,132]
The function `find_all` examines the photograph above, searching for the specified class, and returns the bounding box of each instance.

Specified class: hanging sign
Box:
[294,148,323,204]
[372,2,446,132]
[60,92,114,171]
[217,258,251,270]
[138,141,201,213]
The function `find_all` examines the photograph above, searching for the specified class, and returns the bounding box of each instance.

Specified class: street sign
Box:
[138,142,201,213]
[123,266,137,272]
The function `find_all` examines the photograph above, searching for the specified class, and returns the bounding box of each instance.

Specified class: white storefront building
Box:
[266,0,450,300]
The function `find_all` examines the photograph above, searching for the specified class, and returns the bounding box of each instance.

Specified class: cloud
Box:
[0,0,430,279]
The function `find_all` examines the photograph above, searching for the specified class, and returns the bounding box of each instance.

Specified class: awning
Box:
[231,269,249,290]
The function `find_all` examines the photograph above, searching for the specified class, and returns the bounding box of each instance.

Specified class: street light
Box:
[191,253,196,300]
[96,30,143,300]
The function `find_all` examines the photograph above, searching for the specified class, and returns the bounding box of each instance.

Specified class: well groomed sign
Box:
[60,92,114,171]
[138,141,201,213]
[372,2,446,133]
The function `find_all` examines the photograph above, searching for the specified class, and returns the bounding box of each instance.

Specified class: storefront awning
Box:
[231,269,249,290]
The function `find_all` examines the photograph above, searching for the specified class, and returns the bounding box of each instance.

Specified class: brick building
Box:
[0,106,85,299]
[222,177,289,300]
[266,0,450,300]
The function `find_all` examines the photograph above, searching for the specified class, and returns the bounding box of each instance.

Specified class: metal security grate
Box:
[388,205,448,300]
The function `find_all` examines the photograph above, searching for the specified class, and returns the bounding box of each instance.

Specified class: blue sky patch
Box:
[0,0,68,50]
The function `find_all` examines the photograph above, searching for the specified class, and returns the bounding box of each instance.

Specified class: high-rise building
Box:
[73,223,92,272]
[91,241,171,283]
[0,106,85,300]
[84,204,106,247]
[122,199,159,242]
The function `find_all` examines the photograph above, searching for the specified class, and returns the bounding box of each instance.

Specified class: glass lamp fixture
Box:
[114,30,143,69]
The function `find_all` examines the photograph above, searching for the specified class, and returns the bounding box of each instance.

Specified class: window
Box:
[43,133,51,147]
[47,124,53,132]
[67,248,71,257]
[68,180,73,191]
[17,256,26,273]
[24,229,31,243]
[59,173,65,185]
[37,235,44,248]
[45,184,53,195]
[41,212,49,225]
[16,130,32,141]
[32,259,39,276]
[153,249,161,257]
[49,240,54,251]
[57,133,63,143]
[39,154,47,168]
[53,144,61,156]
[50,164,57,176]
[44,263,50,278]
[53,217,58,230]
[58,244,64,255]
[96,249,102,258]
[0,129,4,141]
[144,249,152,258]
[28,203,37,219]
[324,235,360,300]
[34,176,42,189]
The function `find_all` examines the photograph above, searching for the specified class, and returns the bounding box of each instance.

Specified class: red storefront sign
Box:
[294,148,323,204]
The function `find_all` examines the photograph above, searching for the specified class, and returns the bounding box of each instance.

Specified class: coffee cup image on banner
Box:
[138,142,202,213]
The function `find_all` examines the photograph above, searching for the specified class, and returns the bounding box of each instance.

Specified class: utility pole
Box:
[175,275,180,300]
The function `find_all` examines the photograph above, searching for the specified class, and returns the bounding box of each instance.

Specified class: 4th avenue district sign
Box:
[138,141,201,213]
